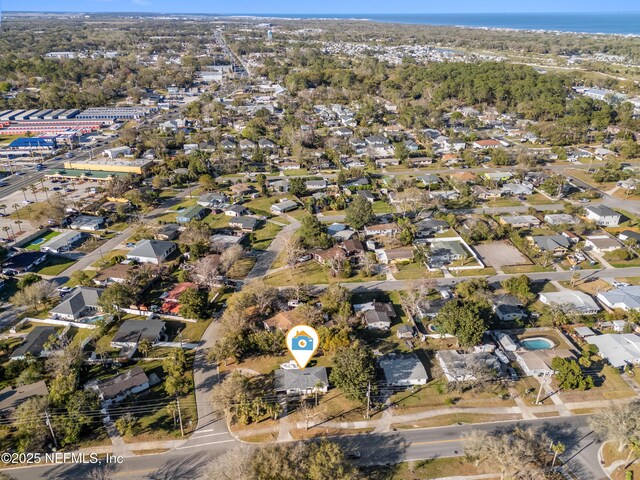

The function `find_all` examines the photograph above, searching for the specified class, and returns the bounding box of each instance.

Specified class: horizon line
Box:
[4,10,640,15]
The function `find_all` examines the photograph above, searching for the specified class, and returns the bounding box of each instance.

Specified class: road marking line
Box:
[190,431,229,439]
[409,438,462,446]
[176,439,236,450]
[192,428,218,434]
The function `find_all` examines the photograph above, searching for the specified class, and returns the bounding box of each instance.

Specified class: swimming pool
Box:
[521,337,555,350]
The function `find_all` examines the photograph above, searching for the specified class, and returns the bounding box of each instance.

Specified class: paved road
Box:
[279,266,640,294]
[245,216,300,281]
[4,414,604,480]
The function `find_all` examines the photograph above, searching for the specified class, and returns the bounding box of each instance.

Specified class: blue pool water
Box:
[521,338,554,350]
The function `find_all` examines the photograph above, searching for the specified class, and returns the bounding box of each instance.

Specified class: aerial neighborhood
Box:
[2,9,640,480]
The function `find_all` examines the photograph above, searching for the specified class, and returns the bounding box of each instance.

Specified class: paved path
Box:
[245,215,300,281]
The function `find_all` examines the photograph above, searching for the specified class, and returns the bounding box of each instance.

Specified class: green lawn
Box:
[372,201,394,214]
[65,269,97,287]
[394,262,430,280]
[25,231,60,251]
[91,249,128,269]
[252,222,283,251]
[203,213,230,230]
[264,261,329,286]
[35,256,77,276]
[502,264,553,274]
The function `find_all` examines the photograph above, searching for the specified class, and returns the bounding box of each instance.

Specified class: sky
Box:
[3,0,640,14]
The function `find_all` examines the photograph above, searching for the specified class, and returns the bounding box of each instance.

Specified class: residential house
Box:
[274,367,329,395]
[415,219,449,238]
[176,205,206,223]
[501,183,534,196]
[585,232,622,253]
[229,216,260,232]
[69,215,105,231]
[539,291,601,315]
[377,246,414,265]
[110,319,166,349]
[586,334,640,368]
[155,223,181,241]
[197,193,228,208]
[361,301,396,330]
[161,282,198,315]
[271,199,298,214]
[264,310,298,332]
[126,240,177,265]
[396,325,414,339]
[584,205,621,227]
[493,295,528,322]
[40,231,85,254]
[334,127,353,138]
[2,251,47,276]
[364,223,399,237]
[531,235,571,255]
[379,354,429,386]
[93,263,136,286]
[91,366,150,406]
[515,349,575,377]
[313,246,347,265]
[499,215,541,228]
[357,190,375,203]
[472,139,503,149]
[258,138,277,152]
[417,174,441,187]
[598,287,640,311]
[225,205,249,217]
[436,350,501,383]
[10,326,58,360]
[365,135,388,148]
[342,239,365,256]
[0,380,48,413]
[619,230,640,244]
[50,287,103,321]
[305,179,328,191]
[544,214,579,226]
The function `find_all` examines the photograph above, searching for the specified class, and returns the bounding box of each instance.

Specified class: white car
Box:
[612,281,631,288]
[287,299,300,308]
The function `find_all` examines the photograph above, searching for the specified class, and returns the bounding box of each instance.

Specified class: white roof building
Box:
[586,334,640,368]
[598,287,640,311]
[539,291,601,315]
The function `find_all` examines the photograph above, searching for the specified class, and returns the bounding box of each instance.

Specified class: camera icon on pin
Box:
[291,332,314,351]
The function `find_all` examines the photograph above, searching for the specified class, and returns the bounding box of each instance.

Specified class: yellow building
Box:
[63,158,153,174]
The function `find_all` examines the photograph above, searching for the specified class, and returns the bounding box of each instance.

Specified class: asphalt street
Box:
[3,415,604,480]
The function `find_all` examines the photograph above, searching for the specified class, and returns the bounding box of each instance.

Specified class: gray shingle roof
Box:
[95,366,149,400]
[127,240,176,260]
[274,367,328,392]
[50,287,103,317]
[111,319,166,345]
[11,326,57,359]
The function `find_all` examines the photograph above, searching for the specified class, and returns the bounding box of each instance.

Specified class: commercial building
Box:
[76,107,153,121]
[64,158,153,175]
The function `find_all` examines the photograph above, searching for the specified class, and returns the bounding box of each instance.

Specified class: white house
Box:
[584,205,621,227]
[126,240,177,265]
[379,354,429,386]
[598,287,640,311]
[539,291,601,315]
[586,334,640,369]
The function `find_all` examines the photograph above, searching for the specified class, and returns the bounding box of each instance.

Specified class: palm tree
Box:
[0,204,6,216]
[20,187,28,203]
[14,220,23,234]
[30,185,38,203]
[42,187,49,202]
[2,225,10,240]
[12,204,20,221]
[551,441,565,467]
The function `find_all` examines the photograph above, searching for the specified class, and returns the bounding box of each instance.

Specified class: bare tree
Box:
[191,255,223,288]
[590,401,640,453]
[205,445,254,480]
[220,244,244,274]
[10,280,56,312]
[465,427,558,480]
[358,251,377,277]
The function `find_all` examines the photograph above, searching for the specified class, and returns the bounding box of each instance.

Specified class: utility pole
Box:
[176,398,184,437]
[535,377,547,405]
[44,410,58,448]
[365,382,371,419]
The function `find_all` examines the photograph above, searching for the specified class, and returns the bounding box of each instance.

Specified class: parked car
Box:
[612,281,631,288]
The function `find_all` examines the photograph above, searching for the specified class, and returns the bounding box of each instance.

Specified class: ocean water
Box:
[245,12,640,35]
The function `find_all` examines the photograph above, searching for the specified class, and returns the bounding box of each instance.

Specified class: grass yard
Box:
[372,201,394,214]
[557,365,635,402]
[35,255,76,275]
[393,413,521,429]
[65,269,97,287]
[251,222,283,251]
[264,261,329,286]
[244,195,286,215]
[203,213,229,230]
[526,193,556,205]
[502,265,554,274]
[227,257,257,279]
[91,249,128,269]
[363,457,497,480]
[24,230,60,250]
[455,267,497,276]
